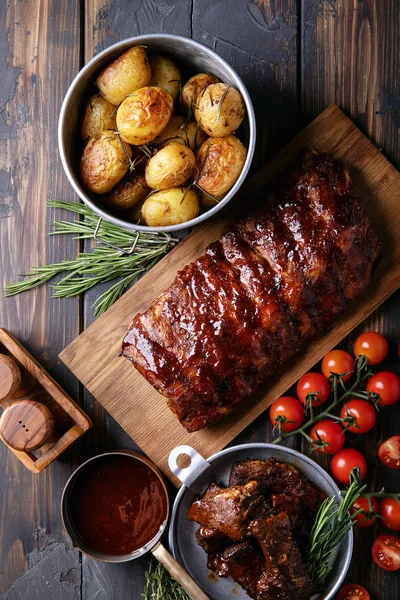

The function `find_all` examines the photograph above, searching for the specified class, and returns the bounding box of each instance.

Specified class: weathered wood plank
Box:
[0,0,82,596]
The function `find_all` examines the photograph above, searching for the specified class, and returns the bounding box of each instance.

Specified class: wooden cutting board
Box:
[60,105,400,486]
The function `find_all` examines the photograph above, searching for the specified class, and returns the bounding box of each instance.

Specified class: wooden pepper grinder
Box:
[0,354,55,452]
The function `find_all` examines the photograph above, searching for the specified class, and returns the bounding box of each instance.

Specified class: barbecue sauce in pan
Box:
[70,455,167,555]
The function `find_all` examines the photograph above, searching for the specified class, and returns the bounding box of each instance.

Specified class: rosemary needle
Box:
[4,200,177,317]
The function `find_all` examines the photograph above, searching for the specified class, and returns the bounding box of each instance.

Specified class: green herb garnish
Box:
[142,559,189,600]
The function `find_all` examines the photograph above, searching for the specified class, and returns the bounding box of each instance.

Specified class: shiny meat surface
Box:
[122,154,380,431]
[249,513,310,600]
[188,480,268,541]
[222,542,265,599]
[195,526,232,554]
[229,457,326,513]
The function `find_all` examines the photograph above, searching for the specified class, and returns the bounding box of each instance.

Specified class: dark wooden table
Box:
[0,1,399,598]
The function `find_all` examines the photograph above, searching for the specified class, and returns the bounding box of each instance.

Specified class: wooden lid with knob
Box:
[0,400,55,452]
[0,354,21,403]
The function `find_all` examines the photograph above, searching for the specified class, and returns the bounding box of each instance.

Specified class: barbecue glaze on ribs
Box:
[122,154,379,431]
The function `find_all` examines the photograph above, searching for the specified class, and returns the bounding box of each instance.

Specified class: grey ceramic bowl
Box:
[168,443,353,600]
[58,34,256,234]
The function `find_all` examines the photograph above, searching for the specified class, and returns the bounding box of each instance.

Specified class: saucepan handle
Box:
[94,217,140,255]
[168,445,210,487]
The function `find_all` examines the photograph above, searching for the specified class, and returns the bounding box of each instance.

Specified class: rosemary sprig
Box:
[308,469,366,593]
[142,559,189,600]
[3,200,177,317]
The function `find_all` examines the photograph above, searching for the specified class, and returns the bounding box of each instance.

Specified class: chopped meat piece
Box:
[122,154,380,432]
[195,526,232,554]
[207,553,230,578]
[249,513,310,600]
[188,480,268,541]
[222,541,265,599]
[229,457,326,513]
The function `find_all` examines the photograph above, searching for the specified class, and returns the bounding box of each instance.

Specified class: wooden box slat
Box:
[60,106,400,485]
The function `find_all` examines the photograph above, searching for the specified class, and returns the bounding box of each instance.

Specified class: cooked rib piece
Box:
[206,554,230,578]
[249,513,310,600]
[221,541,265,599]
[188,481,268,541]
[229,457,326,513]
[195,526,232,554]
[122,154,380,431]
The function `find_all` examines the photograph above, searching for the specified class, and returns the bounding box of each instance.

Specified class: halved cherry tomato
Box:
[379,498,400,531]
[366,371,400,406]
[337,583,370,600]
[350,496,378,528]
[353,331,388,365]
[372,534,400,571]
[310,420,345,454]
[339,400,376,434]
[296,372,330,407]
[269,396,305,433]
[321,350,354,382]
[378,436,400,469]
[331,448,367,484]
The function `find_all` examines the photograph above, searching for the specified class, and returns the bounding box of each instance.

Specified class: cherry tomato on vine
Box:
[372,534,400,571]
[296,372,330,407]
[310,420,345,454]
[379,498,400,531]
[331,448,367,484]
[321,350,354,382]
[378,436,400,469]
[350,496,378,528]
[353,331,388,366]
[366,371,400,406]
[339,399,376,434]
[337,583,370,600]
[269,396,305,433]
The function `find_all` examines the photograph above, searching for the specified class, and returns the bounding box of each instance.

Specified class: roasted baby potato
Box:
[116,86,173,145]
[127,198,146,224]
[96,46,151,106]
[181,73,219,112]
[154,114,207,150]
[105,171,149,209]
[141,187,199,226]
[145,142,195,189]
[195,83,245,137]
[81,94,117,142]
[80,130,132,194]
[196,135,246,196]
[199,191,225,212]
[149,54,181,100]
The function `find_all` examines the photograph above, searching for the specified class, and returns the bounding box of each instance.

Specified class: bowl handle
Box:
[168,445,210,487]
[94,217,140,255]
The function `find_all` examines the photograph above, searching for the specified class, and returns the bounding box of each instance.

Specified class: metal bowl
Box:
[58,34,256,234]
[168,443,353,600]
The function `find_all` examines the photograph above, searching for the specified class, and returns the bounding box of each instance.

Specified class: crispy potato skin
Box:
[116,86,173,145]
[105,171,149,209]
[196,135,247,196]
[96,46,151,106]
[154,114,207,151]
[195,83,245,137]
[145,142,195,189]
[141,187,199,226]
[80,130,132,194]
[181,73,219,112]
[149,55,181,100]
[81,94,117,141]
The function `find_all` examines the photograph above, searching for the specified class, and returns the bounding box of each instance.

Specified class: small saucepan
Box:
[61,450,208,600]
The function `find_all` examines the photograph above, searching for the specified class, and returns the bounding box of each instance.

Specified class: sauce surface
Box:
[70,455,167,555]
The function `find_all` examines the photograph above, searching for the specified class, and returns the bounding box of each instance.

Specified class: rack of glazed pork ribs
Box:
[188,457,327,600]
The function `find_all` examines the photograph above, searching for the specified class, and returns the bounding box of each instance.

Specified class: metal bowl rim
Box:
[58,33,256,233]
[168,442,353,600]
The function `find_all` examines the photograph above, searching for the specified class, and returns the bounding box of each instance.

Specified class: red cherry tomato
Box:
[353,331,388,365]
[350,496,378,528]
[380,498,400,531]
[296,372,330,407]
[331,448,367,484]
[269,396,305,433]
[339,400,376,434]
[310,420,345,454]
[366,371,400,406]
[372,534,400,571]
[378,436,400,469]
[337,583,370,600]
[321,350,354,382]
